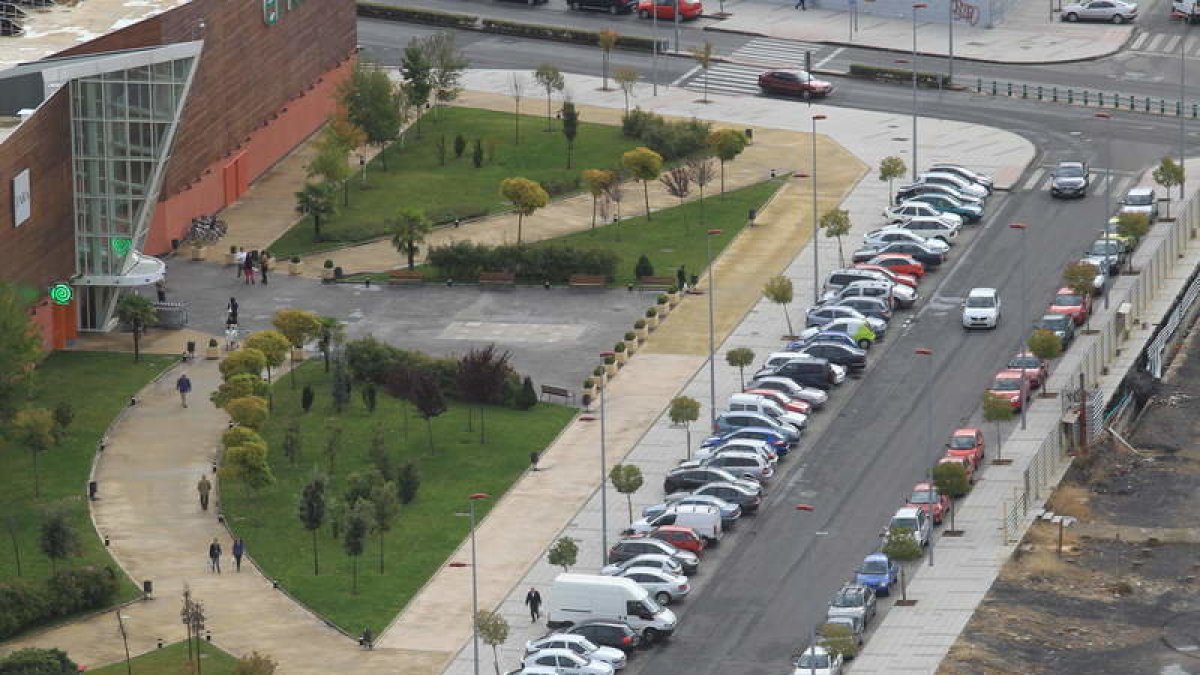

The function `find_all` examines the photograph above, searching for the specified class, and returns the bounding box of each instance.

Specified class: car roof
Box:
[968,287,997,297]
[1011,351,1040,359]
[623,566,672,578]
[912,481,936,492]
[1054,286,1080,295]
[767,69,811,76]
[572,619,633,629]
[532,633,587,644]
[893,507,922,518]
[654,525,698,535]
[952,427,981,435]
[872,253,919,261]
[863,552,890,563]
[1126,186,1153,196]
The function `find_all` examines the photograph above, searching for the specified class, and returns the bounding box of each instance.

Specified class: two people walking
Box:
[240,250,270,285]
[207,537,246,573]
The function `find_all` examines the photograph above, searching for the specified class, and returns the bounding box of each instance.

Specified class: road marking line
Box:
[1163,35,1183,53]
[1148,34,1168,52]
[671,65,701,87]
[815,47,846,70]
[1130,32,1149,50]
[1018,168,1046,192]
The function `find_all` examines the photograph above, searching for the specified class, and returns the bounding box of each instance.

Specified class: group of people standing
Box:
[235,248,270,285]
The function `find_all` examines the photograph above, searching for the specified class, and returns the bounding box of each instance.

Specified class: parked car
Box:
[854,553,898,596]
[1007,352,1048,389]
[806,303,876,329]
[895,181,984,207]
[745,376,829,408]
[688,481,763,514]
[522,648,615,675]
[890,216,961,244]
[524,634,628,670]
[889,506,931,548]
[1050,161,1090,198]
[712,410,800,442]
[915,171,989,199]
[829,296,893,323]
[663,465,752,494]
[700,426,792,452]
[987,369,1032,411]
[827,584,877,625]
[790,330,866,354]
[961,287,1001,329]
[743,387,812,415]
[799,314,880,348]
[566,0,638,12]
[938,455,976,484]
[607,537,699,574]
[757,69,834,99]
[1119,186,1158,221]
[1061,0,1137,22]
[927,163,994,193]
[796,342,867,375]
[759,356,837,390]
[637,0,703,19]
[828,278,916,310]
[1083,238,1126,274]
[545,575,677,645]
[617,567,691,606]
[906,482,950,525]
[862,227,950,254]
[561,621,641,654]
[852,241,945,268]
[946,427,986,467]
[854,263,919,289]
[624,503,724,543]
[792,646,843,675]
[646,494,741,526]
[695,437,778,464]
[601,553,684,578]
[885,201,963,228]
[1076,258,1108,294]
[1048,286,1092,325]
[1034,313,1076,349]
[908,192,984,222]
[819,615,865,648]
[727,392,808,432]
[865,253,925,278]
[695,451,775,482]
[647,525,706,554]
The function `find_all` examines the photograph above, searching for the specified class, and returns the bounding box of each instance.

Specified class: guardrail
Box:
[974,78,1197,119]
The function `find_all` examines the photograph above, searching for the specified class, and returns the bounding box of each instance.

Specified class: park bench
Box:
[388,269,424,285]
[540,384,575,404]
[479,270,516,286]
[568,274,607,288]
[637,275,675,290]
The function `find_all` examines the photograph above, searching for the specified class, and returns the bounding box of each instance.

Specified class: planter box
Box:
[288,262,303,276]
[605,363,618,378]
[615,351,628,365]
[668,293,681,308]
[592,374,605,390]
[625,339,638,354]
[320,268,335,281]
[645,315,659,330]
[657,303,670,317]
[205,346,220,360]
[634,327,648,342]
[190,246,206,261]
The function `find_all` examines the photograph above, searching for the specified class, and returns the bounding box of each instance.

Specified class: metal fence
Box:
[974,80,1197,119]
[1002,429,1067,543]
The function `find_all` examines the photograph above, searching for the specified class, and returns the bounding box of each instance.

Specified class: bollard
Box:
[1053,87,1058,102]
[1068,89,1074,104]
[1099,92,1104,106]
[992,80,998,95]
[1022,83,1028,98]
[1193,103,1197,118]
[1114,92,1120,108]
[1037,85,1043,100]
[1007,82,1013,96]
[976,77,982,93]
[1144,97,1149,113]
[1161,99,1166,114]
[1084,91,1089,105]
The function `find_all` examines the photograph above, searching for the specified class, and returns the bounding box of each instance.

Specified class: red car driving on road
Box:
[757,70,834,99]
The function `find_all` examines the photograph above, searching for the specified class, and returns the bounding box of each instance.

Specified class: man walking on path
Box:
[176,372,192,408]
[197,474,212,511]
[227,297,239,327]
[524,587,543,623]
[208,537,222,573]
[794,0,806,9]
[243,253,256,285]
[236,247,246,279]
[233,538,245,572]
[259,254,269,286]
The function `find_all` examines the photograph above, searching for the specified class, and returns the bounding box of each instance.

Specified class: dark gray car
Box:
[1050,161,1090,198]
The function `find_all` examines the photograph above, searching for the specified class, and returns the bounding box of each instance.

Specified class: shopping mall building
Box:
[0,0,356,348]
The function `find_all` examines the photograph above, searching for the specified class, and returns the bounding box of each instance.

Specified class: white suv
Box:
[961,287,1001,329]
[889,506,931,548]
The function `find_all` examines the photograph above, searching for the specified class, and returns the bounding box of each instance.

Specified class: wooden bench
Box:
[479,271,516,286]
[388,269,424,285]
[637,275,675,290]
[540,384,575,404]
[568,274,607,288]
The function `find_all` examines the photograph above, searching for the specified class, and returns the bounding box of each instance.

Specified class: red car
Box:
[866,253,925,278]
[1048,286,1091,325]
[637,0,703,20]
[946,427,985,468]
[938,455,976,484]
[648,526,706,554]
[854,264,919,289]
[744,388,811,415]
[906,481,950,524]
[987,369,1031,411]
[756,70,834,99]
[1007,351,1048,389]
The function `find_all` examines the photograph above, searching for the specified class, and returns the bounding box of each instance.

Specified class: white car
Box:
[1119,186,1158,221]
[961,287,1001,329]
[1076,258,1108,294]
[618,567,691,606]
[1062,0,1137,22]
[524,635,627,671]
[928,163,994,192]
[889,217,960,244]
[889,506,931,547]
[885,201,963,228]
[746,376,829,408]
[917,171,989,200]
[601,553,684,577]
[523,648,616,675]
[792,646,843,675]
[862,227,951,254]
[695,438,778,464]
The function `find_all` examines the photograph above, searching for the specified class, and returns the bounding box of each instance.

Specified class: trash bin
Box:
[143,580,153,596]
[744,128,754,141]
[88,481,97,500]
[748,208,758,222]
[153,302,189,329]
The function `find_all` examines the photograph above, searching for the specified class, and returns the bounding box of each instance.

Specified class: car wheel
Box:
[642,628,660,645]
[1064,11,1078,20]
[639,8,649,17]
[857,338,872,350]
[655,591,673,606]
[1111,13,1125,22]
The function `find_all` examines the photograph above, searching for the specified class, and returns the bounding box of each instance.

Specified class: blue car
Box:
[700,427,790,455]
[855,553,898,596]
[787,331,860,352]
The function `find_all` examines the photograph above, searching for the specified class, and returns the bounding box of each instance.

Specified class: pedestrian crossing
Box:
[679,62,764,98]
[1127,31,1200,56]
[728,37,830,69]
[1016,164,1136,195]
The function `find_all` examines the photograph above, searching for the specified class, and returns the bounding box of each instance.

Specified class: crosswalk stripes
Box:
[728,37,826,68]
[1017,166,1135,196]
[1127,30,1200,56]
[682,62,763,97]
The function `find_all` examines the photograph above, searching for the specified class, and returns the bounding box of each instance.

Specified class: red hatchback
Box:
[866,253,925,278]
[906,482,950,524]
[648,526,706,554]
[637,0,703,20]
[946,427,985,468]
[1007,351,1048,389]
[987,369,1031,411]
[1048,286,1091,325]
[756,70,834,99]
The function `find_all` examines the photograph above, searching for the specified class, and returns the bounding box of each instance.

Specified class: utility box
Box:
[1116,302,1132,340]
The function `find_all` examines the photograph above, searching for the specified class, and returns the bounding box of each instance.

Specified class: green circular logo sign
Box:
[49,283,74,306]
[263,0,279,25]
[111,238,132,256]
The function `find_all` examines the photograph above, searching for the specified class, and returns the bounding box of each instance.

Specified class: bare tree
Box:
[507,73,526,145]
[687,158,717,226]
[660,166,692,208]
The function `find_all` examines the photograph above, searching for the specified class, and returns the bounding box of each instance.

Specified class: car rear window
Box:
[1054,293,1082,306]
[990,377,1021,391]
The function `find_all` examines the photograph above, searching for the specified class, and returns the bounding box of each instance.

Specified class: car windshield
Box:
[861,559,890,574]
[949,434,977,449]
[991,377,1021,391]
[1009,356,1039,369]
[1125,192,1154,205]
[797,654,831,668]
[1054,293,1082,306]
[831,590,862,607]
[966,296,995,308]
[1058,165,1085,178]
[892,517,918,531]
[1041,316,1069,330]
[1089,241,1119,255]
[908,491,937,504]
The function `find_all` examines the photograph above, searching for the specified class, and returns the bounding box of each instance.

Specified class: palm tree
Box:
[388,208,433,270]
[295,182,336,241]
[115,293,158,362]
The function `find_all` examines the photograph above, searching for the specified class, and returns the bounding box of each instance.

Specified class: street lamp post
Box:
[948,0,955,85]
[652,10,659,96]
[599,352,614,562]
[915,348,934,567]
[811,115,827,303]
[453,492,490,675]
[1009,222,1029,431]
[910,4,927,180]
[1094,111,1113,310]
[1183,27,1188,200]
[705,230,722,426]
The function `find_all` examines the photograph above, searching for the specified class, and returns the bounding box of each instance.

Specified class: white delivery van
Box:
[546,574,677,644]
[623,503,724,543]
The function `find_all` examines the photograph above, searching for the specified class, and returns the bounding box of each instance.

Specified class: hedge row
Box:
[0,567,120,640]
[847,63,947,89]
[427,241,618,283]
[343,336,525,405]
[357,2,479,28]
[621,109,712,162]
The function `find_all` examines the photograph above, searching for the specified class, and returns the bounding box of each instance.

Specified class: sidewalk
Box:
[710,0,1132,63]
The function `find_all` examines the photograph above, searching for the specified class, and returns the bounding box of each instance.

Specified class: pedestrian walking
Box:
[197,474,212,511]
[236,247,246,279]
[243,254,256,285]
[676,265,687,292]
[155,281,167,303]
[259,253,269,286]
[795,0,806,9]
[176,372,192,408]
[232,537,245,572]
[226,297,239,327]
[524,587,543,623]
[208,538,222,573]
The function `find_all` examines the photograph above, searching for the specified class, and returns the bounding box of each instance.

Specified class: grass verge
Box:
[221,362,576,635]
[85,640,238,675]
[269,107,642,258]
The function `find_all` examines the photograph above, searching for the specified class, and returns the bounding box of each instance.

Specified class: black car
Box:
[562,620,642,653]
[691,482,763,514]
[1050,161,1089,199]
[566,0,637,12]
[797,343,867,375]
[607,537,699,574]
[852,242,944,268]
[1034,313,1076,349]
[663,466,743,493]
[765,357,836,390]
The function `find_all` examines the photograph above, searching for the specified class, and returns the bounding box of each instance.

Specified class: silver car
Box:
[524,635,627,671]
[827,584,877,626]
[601,553,685,577]
[862,227,951,254]
[1062,0,1137,22]
[618,567,691,606]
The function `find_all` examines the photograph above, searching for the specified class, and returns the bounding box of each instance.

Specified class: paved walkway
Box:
[710,0,1132,63]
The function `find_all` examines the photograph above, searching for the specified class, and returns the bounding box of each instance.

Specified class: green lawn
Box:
[535,179,784,285]
[221,362,576,636]
[0,352,177,602]
[86,640,238,675]
[270,107,643,258]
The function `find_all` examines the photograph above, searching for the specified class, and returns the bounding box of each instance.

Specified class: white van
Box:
[624,503,724,543]
[546,574,678,644]
[728,392,808,431]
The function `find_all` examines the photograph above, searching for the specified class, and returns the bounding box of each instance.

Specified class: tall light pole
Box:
[452,492,490,675]
[652,10,659,96]
[1094,111,1113,310]
[910,4,927,180]
[915,347,934,567]
[674,2,681,53]
[705,229,722,426]
[1009,220,1029,345]
[947,0,955,85]
[1182,27,1188,200]
[811,114,827,303]
[599,351,614,562]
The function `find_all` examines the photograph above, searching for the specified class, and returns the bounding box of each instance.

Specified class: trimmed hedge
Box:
[343,337,523,405]
[479,18,666,52]
[427,241,618,283]
[357,2,479,28]
[621,109,711,161]
[0,566,120,640]
[847,63,947,89]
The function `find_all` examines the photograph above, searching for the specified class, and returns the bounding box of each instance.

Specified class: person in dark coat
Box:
[208,538,222,573]
[232,538,245,572]
[524,587,543,622]
[259,253,269,286]
[227,297,239,327]
[176,373,192,408]
[243,253,256,284]
[197,474,212,511]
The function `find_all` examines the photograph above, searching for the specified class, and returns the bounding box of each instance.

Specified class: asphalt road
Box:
[359,14,1185,672]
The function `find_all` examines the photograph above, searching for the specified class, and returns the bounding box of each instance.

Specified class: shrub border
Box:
[847,63,948,89]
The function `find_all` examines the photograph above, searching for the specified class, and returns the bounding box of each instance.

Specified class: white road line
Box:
[1163,35,1183,53]
[671,65,701,87]
[1130,32,1150,50]
[1019,168,1046,192]
[1147,34,1167,51]
[815,47,846,70]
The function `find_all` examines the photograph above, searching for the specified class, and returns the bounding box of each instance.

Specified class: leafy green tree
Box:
[369,481,400,573]
[668,396,701,460]
[547,536,579,572]
[878,156,907,203]
[324,421,343,476]
[331,355,352,414]
[307,125,353,207]
[295,182,336,241]
[362,383,378,414]
[982,391,1015,462]
[1027,329,1063,362]
[598,30,619,91]
[0,283,42,421]
[221,443,274,490]
[220,348,267,381]
[635,254,654,279]
[14,407,56,498]
[882,527,921,561]
[297,475,327,575]
[725,347,755,389]
[817,623,859,661]
[708,129,748,196]
[534,64,565,131]
[317,316,346,374]
[690,41,715,103]
[225,396,269,429]
[500,177,550,245]
[0,648,77,675]
[272,309,322,386]
[301,385,315,413]
[932,462,969,530]
[388,208,433,270]
[283,419,301,466]
[222,427,266,452]
[476,610,510,675]
[52,401,73,442]
[763,276,796,337]
[582,169,615,230]
[820,208,852,267]
[457,345,513,442]
[622,147,664,220]
[561,101,579,169]
[609,464,645,525]
[1115,212,1150,246]
[516,376,538,410]
[343,63,401,167]
[411,370,447,454]
[1063,262,1098,330]
[39,508,79,573]
[244,330,290,383]
[1153,156,1185,200]
[422,31,468,113]
[342,499,371,594]
[397,462,421,505]
[614,67,639,114]
[115,293,158,362]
